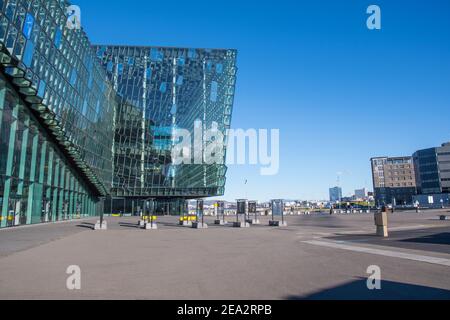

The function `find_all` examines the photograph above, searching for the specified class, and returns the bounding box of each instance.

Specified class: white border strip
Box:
[304,240,450,267]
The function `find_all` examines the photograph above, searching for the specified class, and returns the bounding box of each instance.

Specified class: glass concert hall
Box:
[0,0,237,228]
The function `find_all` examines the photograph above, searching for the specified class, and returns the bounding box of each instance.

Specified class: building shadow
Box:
[118,222,140,229]
[76,222,95,230]
[287,278,450,300]
[327,234,380,241]
[401,233,450,246]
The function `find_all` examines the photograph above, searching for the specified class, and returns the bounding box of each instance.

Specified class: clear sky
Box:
[74,0,450,201]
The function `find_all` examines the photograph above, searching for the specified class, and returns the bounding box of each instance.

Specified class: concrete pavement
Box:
[0,211,449,300]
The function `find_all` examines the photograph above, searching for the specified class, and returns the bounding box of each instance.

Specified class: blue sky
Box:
[75,0,450,201]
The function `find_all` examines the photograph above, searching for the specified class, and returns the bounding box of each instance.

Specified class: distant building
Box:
[371,157,417,206]
[355,188,367,199]
[413,193,450,208]
[329,187,343,203]
[341,197,354,203]
[413,142,450,195]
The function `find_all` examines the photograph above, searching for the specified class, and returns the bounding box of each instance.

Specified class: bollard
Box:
[374,209,388,237]
[143,216,158,230]
[246,218,260,225]
[233,221,250,228]
[180,217,193,226]
[94,220,107,230]
[269,220,288,227]
[192,222,208,229]
[144,222,158,230]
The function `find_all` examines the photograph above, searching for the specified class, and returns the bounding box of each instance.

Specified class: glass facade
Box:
[437,143,450,193]
[0,73,99,227]
[0,0,116,198]
[0,1,238,224]
[413,148,441,194]
[0,0,116,228]
[414,143,450,194]
[94,46,237,215]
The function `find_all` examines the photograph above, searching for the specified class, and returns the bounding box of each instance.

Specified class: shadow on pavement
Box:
[401,233,450,246]
[76,222,95,230]
[326,228,450,254]
[287,278,450,300]
[118,222,140,229]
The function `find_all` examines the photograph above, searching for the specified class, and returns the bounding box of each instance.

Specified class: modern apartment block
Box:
[370,157,417,205]
[413,142,450,195]
[0,1,237,227]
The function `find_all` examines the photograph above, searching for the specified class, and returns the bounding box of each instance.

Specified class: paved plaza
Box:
[0,211,449,300]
